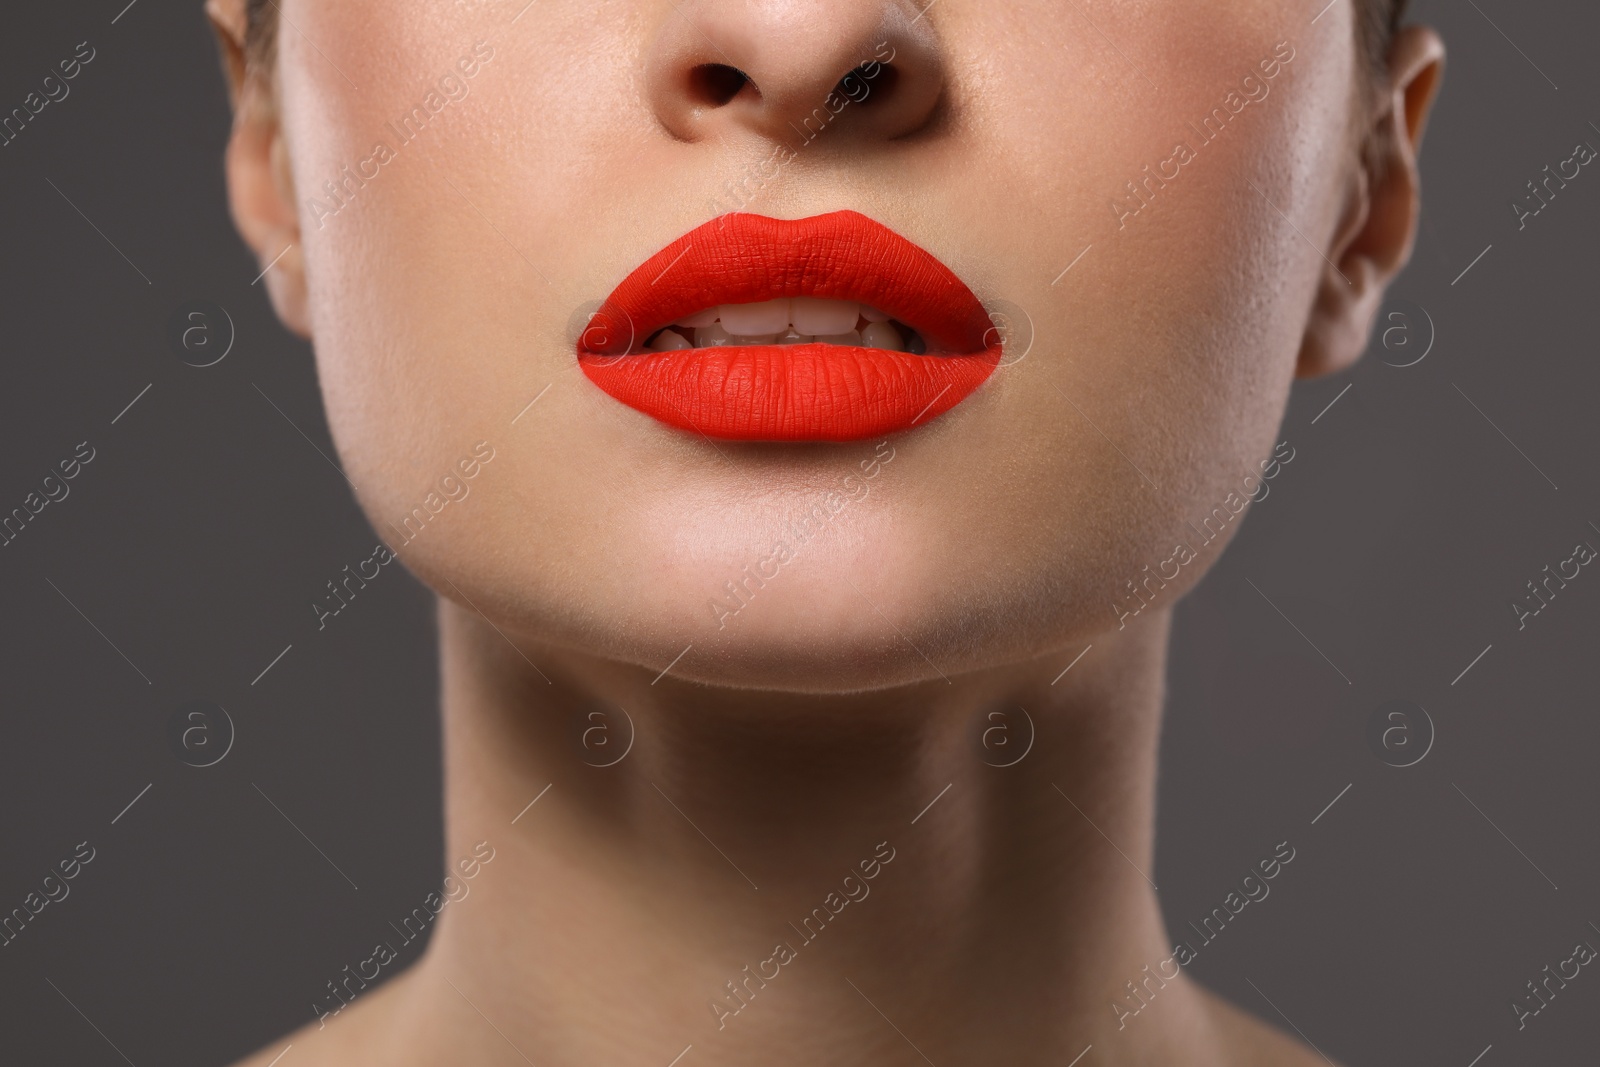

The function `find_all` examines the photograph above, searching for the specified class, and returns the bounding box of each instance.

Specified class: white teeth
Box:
[695,323,734,347]
[648,329,693,352]
[677,307,720,328]
[673,300,898,333]
[719,298,790,336]
[662,304,917,352]
[692,324,777,348]
[790,297,859,336]
[861,321,904,352]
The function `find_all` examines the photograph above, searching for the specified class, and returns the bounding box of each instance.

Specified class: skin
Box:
[209,1,1442,1064]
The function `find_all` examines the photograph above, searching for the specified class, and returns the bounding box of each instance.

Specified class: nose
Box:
[645,0,945,145]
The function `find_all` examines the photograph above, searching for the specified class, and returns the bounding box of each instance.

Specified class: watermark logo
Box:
[567,299,637,367]
[167,300,234,367]
[982,298,1035,368]
[578,704,635,767]
[1365,698,1433,768]
[1377,298,1433,368]
[168,700,235,768]
[975,706,1035,767]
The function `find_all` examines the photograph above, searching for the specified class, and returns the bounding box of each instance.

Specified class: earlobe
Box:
[1295,26,1445,380]
[209,0,311,338]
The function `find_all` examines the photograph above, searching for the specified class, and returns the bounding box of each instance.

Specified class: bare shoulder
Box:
[1195,982,1345,1067]
[225,966,421,1067]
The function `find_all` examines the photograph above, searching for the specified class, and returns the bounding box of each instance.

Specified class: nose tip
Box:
[646,1,944,145]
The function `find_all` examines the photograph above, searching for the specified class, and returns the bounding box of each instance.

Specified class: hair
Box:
[1360,0,1409,77]
[242,0,277,75]
[240,1,1408,87]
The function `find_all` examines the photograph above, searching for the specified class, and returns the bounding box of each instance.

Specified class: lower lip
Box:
[579,343,999,442]
[577,212,1002,442]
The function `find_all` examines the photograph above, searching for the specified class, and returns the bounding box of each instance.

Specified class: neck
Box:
[383,600,1218,1065]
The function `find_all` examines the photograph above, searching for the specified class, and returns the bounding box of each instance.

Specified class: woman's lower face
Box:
[274,0,1360,690]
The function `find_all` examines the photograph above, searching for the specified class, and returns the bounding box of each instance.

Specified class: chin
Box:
[430,499,1046,694]
[648,568,965,694]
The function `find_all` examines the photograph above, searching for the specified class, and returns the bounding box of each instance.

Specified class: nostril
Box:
[688,63,754,108]
[836,63,898,106]
[646,10,944,144]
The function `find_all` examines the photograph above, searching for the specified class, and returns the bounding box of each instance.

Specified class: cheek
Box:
[279,1,649,518]
[876,2,1356,626]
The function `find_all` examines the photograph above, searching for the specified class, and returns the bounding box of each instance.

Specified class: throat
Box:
[402,600,1184,1067]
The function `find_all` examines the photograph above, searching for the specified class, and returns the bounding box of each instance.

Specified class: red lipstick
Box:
[577,211,1001,441]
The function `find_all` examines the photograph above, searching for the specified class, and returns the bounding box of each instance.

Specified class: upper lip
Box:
[577,210,993,356]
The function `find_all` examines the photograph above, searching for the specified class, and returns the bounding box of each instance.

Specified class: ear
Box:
[207,0,310,338]
[1296,25,1445,379]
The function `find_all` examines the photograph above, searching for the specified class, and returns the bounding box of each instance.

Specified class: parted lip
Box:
[577,211,1003,442]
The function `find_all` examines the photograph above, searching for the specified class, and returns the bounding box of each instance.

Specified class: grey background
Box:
[1,1,1596,1064]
